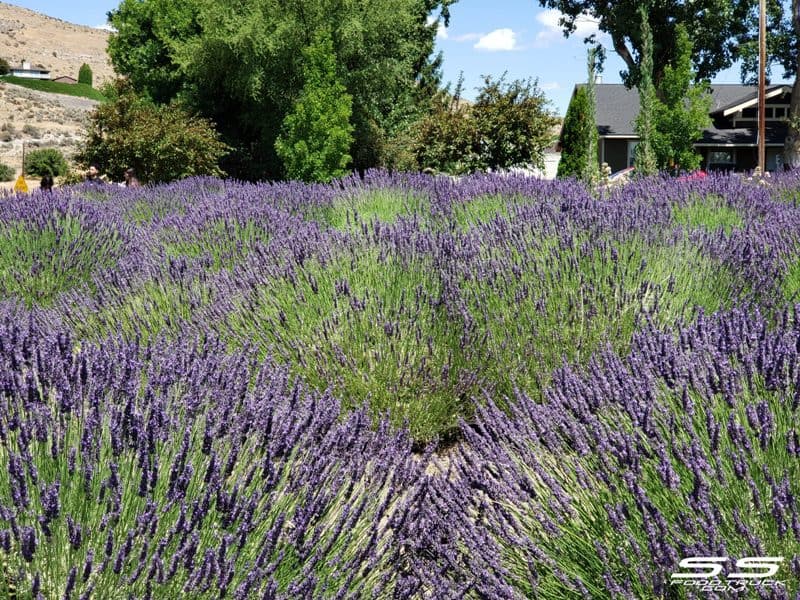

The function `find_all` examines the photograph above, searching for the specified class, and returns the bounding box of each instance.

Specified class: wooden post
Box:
[758,0,766,174]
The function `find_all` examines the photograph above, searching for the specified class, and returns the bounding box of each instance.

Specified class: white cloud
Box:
[535,9,599,47]
[540,82,561,91]
[474,28,518,52]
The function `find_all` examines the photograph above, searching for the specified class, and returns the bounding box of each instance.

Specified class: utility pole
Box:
[758,0,766,174]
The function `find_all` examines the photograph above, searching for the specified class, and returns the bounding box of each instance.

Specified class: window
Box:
[627,141,638,167]
[707,150,735,172]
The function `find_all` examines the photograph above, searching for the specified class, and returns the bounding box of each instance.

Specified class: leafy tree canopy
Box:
[275,32,354,183]
[108,0,456,180]
[651,25,711,172]
[414,75,558,174]
[538,0,754,87]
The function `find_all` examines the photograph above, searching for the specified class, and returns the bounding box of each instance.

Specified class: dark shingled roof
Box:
[586,83,765,138]
[697,123,788,146]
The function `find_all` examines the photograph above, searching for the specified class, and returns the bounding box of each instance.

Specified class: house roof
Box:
[696,123,788,147]
[585,83,780,138]
[711,85,792,116]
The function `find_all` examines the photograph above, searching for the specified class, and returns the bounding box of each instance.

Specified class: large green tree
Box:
[537,0,754,88]
[651,25,712,172]
[275,32,354,183]
[107,0,456,180]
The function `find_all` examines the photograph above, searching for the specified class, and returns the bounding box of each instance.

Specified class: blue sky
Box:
[12,0,758,115]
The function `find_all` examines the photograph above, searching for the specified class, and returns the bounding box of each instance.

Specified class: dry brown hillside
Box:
[0,2,114,186]
[0,2,113,84]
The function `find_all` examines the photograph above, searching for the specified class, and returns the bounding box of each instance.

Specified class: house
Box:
[563,83,793,173]
[52,75,77,84]
[8,60,50,80]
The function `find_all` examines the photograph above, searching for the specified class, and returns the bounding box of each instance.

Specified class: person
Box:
[124,168,141,188]
[40,174,53,192]
[85,164,104,184]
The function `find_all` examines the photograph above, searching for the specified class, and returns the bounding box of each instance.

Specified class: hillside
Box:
[0,2,113,185]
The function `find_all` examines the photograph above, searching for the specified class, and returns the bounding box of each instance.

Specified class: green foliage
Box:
[275,33,354,183]
[412,77,477,174]
[1,76,106,101]
[557,87,597,179]
[78,63,93,87]
[24,148,68,177]
[634,6,658,176]
[471,75,559,171]
[0,57,9,76]
[583,48,601,184]
[0,163,14,181]
[537,0,755,87]
[107,0,457,180]
[414,75,558,175]
[651,26,712,172]
[76,81,228,183]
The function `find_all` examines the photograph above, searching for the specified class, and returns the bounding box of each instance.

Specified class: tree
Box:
[275,32,354,182]
[78,63,93,87]
[412,76,478,174]
[107,0,457,180]
[0,58,9,76]
[651,26,712,172]
[414,75,558,174]
[582,47,601,184]
[537,0,754,88]
[76,81,228,183]
[470,75,558,172]
[557,87,597,179]
[634,5,657,176]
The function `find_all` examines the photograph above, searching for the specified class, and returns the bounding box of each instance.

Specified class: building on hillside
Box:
[52,75,77,84]
[8,60,50,80]
[559,83,793,173]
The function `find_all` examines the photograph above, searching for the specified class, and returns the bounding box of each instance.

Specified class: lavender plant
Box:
[0,313,423,599]
[432,308,800,598]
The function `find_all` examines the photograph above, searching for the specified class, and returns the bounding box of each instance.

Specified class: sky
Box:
[10,0,771,116]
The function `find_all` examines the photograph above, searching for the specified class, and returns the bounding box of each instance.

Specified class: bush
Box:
[414,75,558,175]
[22,123,41,139]
[76,80,228,183]
[0,57,9,76]
[24,148,68,177]
[0,162,14,181]
[78,63,93,87]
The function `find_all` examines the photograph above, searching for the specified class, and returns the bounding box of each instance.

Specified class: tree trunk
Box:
[784,0,800,169]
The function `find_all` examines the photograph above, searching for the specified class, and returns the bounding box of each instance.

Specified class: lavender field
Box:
[1,170,800,598]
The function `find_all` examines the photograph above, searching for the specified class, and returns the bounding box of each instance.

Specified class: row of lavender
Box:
[0,171,798,597]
